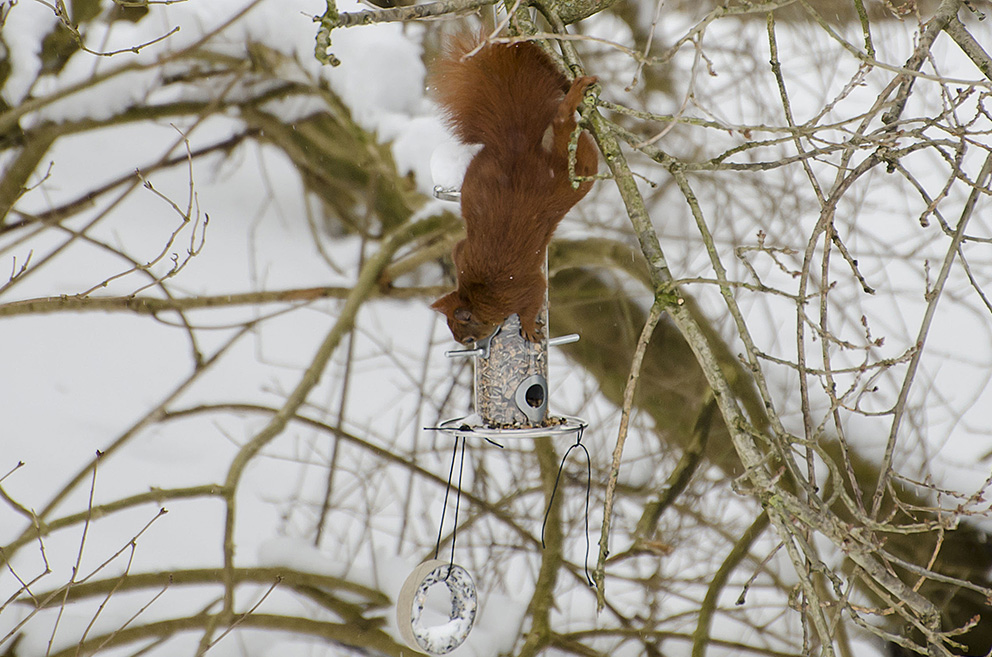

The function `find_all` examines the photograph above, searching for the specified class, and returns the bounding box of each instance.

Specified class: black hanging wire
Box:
[541,425,595,587]
[449,436,468,574]
[434,437,461,560]
[433,435,467,580]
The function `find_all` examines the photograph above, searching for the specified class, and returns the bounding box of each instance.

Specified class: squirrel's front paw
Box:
[520,321,545,343]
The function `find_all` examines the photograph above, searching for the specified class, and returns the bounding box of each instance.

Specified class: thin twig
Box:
[594,298,664,609]
[871,151,992,517]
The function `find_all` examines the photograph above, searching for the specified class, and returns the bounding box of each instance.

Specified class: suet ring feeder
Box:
[397,559,478,655]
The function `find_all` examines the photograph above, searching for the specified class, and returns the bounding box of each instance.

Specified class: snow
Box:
[257,537,348,579]
[8,0,446,191]
[430,140,479,195]
[1,2,989,657]
[324,21,428,125]
[1,2,57,106]
[418,616,473,653]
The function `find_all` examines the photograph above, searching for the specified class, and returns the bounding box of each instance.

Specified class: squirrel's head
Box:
[431,291,500,345]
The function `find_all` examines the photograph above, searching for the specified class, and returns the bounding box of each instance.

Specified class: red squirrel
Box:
[430,34,598,344]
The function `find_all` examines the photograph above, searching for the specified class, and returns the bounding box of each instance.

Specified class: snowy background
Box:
[1,1,991,656]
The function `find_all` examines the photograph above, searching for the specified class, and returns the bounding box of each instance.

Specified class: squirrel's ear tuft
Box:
[430,295,450,313]
[431,292,461,315]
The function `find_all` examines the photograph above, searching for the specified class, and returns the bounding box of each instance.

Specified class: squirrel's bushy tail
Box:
[431,34,568,148]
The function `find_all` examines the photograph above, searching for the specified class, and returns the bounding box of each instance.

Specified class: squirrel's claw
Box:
[520,318,545,343]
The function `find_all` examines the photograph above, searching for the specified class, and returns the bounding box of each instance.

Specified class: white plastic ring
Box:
[397,559,477,655]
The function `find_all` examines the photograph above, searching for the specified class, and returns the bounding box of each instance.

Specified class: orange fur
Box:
[430,35,598,343]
